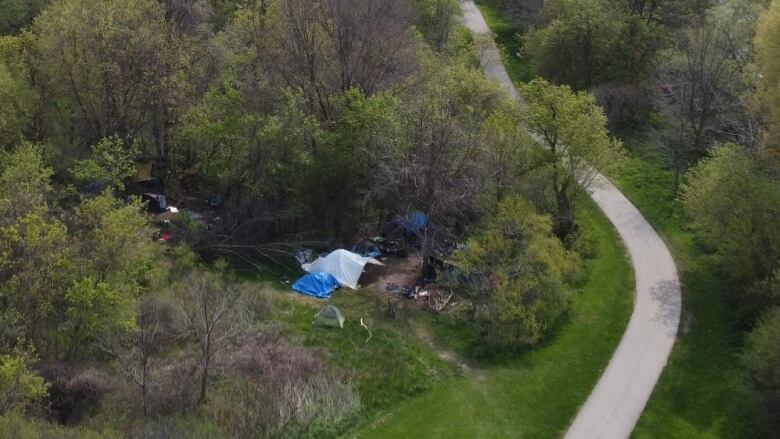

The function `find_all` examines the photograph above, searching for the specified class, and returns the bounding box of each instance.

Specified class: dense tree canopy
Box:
[524,0,667,90]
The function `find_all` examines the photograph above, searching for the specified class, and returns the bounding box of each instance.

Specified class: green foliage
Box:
[0,57,29,147]
[519,78,624,236]
[454,196,577,347]
[742,307,780,434]
[412,0,460,51]
[74,192,160,297]
[524,0,666,89]
[30,0,187,156]
[62,278,136,357]
[0,0,48,35]
[0,346,48,414]
[755,0,780,158]
[0,142,53,222]
[70,136,137,191]
[681,144,780,289]
[479,108,535,208]
[0,411,116,439]
[0,144,159,360]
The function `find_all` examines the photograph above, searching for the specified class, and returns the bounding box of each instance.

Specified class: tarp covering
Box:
[352,240,382,259]
[292,272,340,299]
[397,211,428,236]
[301,249,382,290]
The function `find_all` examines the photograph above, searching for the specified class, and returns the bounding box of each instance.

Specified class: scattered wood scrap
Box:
[423,289,454,313]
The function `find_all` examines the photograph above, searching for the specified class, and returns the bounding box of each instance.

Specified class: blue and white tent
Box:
[301,249,382,290]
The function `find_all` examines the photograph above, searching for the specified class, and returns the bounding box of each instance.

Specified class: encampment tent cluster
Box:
[291,249,382,299]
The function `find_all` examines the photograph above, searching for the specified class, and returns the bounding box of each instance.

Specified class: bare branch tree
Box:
[176,271,241,404]
[99,297,174,416]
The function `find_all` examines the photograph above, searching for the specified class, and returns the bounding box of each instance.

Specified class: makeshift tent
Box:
[292,272,340,299]
[301,249,382,289]
[142,193,167,213]
[352,239,382,259]
[313,305,345,328]
[396,211,428,237]
[134,161,154,182]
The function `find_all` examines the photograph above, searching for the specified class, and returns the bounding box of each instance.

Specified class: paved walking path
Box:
[459,2,681,438]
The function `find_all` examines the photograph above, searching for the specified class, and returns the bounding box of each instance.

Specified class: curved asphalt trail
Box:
[459,2,682,438]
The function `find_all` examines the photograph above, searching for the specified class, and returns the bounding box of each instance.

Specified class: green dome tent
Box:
[313,305,345,328]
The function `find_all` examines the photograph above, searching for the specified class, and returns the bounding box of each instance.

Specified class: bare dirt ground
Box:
[362,254,422,298]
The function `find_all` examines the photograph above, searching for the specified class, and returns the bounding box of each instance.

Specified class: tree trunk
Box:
[199,337,210,403]
[554,190,574,239]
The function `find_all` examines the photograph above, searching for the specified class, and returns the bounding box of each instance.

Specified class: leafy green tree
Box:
[0,213,72,357]
[0,346,48,414]
[524,0,666,90]
[743,306,780,434]
[479,108,536,210]
[681,144,780,289]
[70,136,138,191]
[311,89,403,237]
[29,0,188,157]
[73,192,161,298]
[0,59,29,147]
[0,142,53,224]
[0,144,160,359]
[519,78,624,238]
[62,278,136,358]
[453,196,577,348]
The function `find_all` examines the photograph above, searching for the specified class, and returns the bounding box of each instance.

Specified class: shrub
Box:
[208,335,360,438]
[40,365,112,424]
[453,196,577,348]
[0,347,48,414]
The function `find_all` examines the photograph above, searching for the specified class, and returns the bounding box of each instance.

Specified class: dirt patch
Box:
[362,254,422,298]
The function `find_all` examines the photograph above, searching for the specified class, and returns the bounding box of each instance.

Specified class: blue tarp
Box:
[352,240,383,259]
[292,272,340,299]
[397,211,427,236]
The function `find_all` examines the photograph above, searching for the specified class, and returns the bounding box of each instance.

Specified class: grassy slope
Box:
[350,198,633,438]
[611,145,752,439]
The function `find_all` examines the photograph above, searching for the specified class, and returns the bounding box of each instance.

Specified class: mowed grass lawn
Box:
[349,197,633,438]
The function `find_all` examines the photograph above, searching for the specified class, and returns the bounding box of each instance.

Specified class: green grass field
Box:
[348,198,633,438]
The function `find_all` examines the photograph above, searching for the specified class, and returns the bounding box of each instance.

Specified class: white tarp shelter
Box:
[301,249,382,290]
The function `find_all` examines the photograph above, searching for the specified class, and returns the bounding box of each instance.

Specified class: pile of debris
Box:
[384,282,454,313]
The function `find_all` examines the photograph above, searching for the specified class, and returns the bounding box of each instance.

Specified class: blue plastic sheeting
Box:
[397,211,427,236]
[292,272,340,299]
[352,241,383,259]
